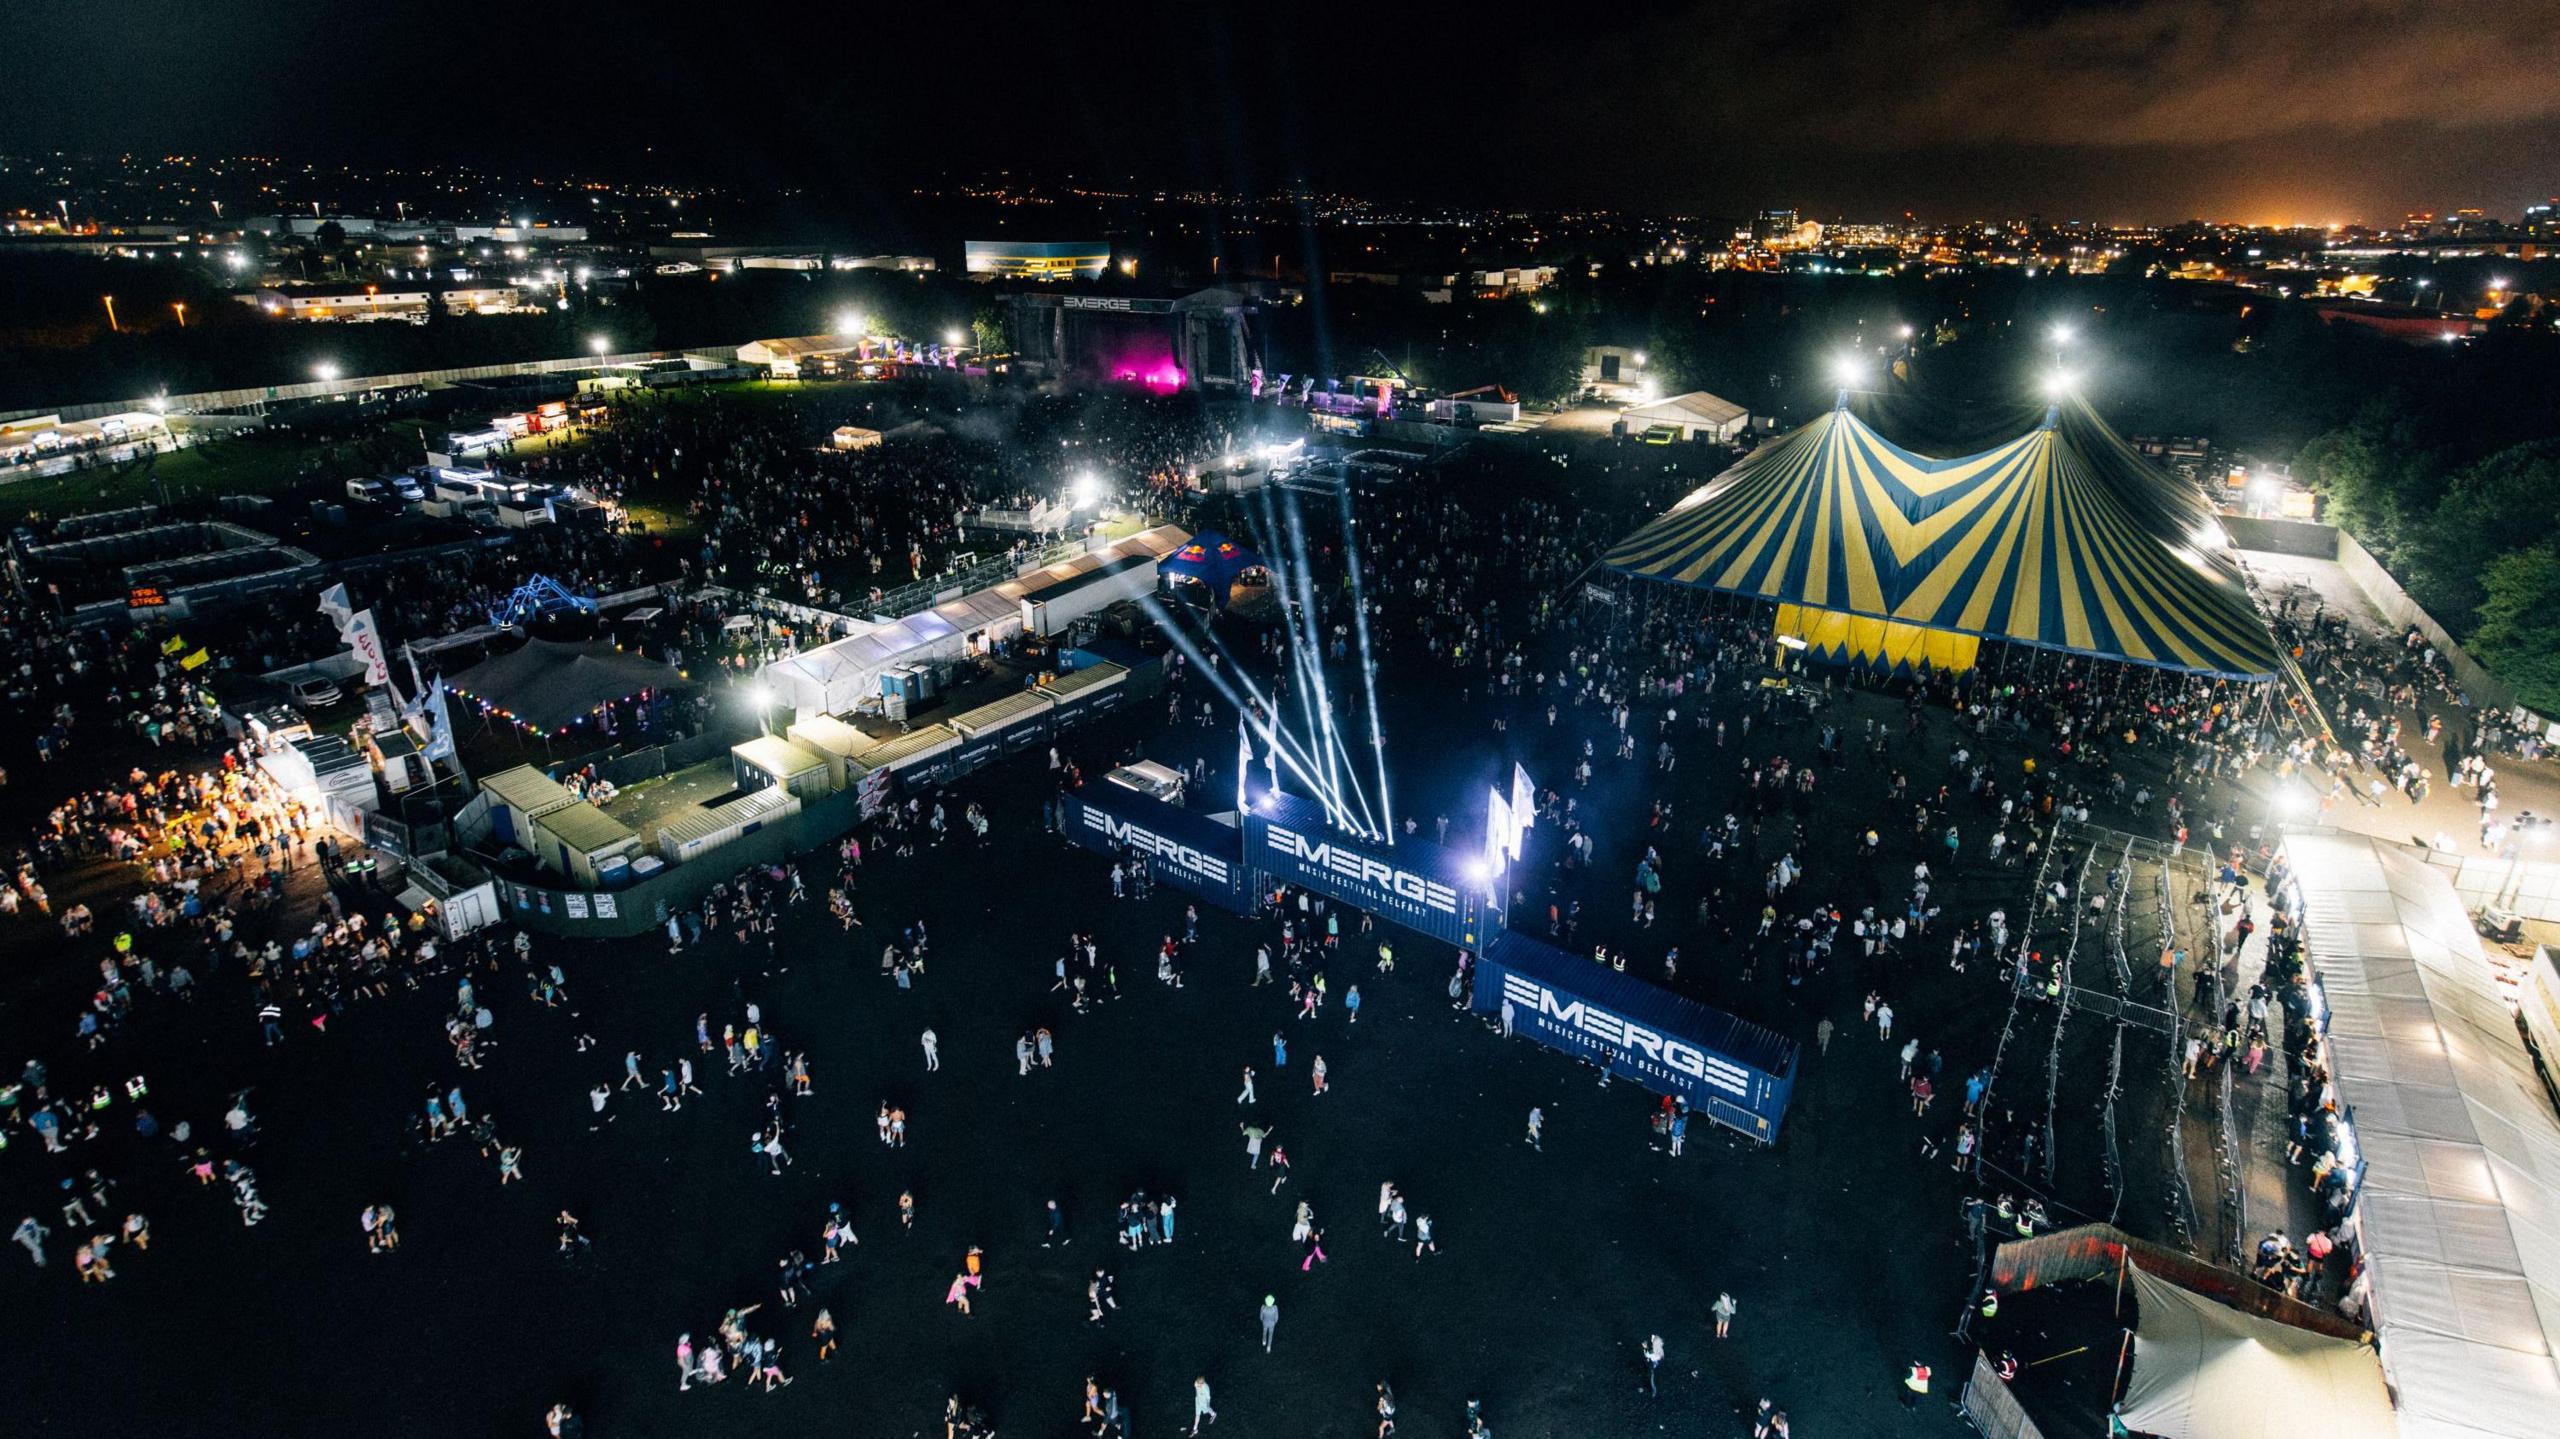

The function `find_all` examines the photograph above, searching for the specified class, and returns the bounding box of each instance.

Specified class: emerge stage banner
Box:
[1474,930,1798,1143]
[1062,786,1251,914]
[1243,790,1486,948]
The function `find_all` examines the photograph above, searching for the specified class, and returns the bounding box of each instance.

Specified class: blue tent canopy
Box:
[1160,532,1266,607]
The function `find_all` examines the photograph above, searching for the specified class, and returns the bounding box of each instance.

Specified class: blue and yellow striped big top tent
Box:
[1599,397,2280,680]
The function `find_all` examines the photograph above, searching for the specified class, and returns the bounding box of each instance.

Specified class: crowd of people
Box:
[10,384,2556,1435]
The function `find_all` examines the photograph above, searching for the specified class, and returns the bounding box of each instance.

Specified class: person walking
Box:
[1242,1122,1272,1168]
[13,1216,49,1267]
[1259,1294,1280,1352]
[921,1028,940,1071]
[1191,1375,1218,1434]
[1237,1065,1257,1105]
[1272,1032,1287,1067]
[1311,1055,1328,1096]
[1901,1360,1931,1408]
[1712,1290,1737,1338]
[1817,1016,1835,1054]
[1526,1106,1544,1150]
[1640,1333,1665,1396]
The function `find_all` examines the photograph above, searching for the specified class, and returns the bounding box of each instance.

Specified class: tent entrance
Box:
[1774,603,1981,674]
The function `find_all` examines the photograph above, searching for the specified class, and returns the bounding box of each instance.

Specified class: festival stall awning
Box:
[2117,1263,2396,1439]
[1599,399,2281,679]
[443,638,687,735]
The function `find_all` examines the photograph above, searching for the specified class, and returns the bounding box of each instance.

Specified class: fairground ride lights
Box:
[1264,824,1457,915]
[1499,972,1753,1099]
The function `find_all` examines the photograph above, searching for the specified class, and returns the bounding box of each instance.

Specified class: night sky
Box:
[6,0,2556,221]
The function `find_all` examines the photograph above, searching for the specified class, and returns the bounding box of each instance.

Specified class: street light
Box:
[171,302,187,328]
[101,295,119,332]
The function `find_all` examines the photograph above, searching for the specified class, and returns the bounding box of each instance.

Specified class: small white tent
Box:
[2117,1264,2395,1439]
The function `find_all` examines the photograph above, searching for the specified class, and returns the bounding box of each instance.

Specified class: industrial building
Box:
[964,239,1111,282]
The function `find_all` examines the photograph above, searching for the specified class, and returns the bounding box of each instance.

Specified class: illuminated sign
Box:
[1264,823,1459,915]
[1500,973,1753,1098]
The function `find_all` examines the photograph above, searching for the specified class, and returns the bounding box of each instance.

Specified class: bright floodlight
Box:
[2041,369,2077,400]
[2489,276,2509,291]
[1632,351,1648,367]
[589,335,611,355]
[836,310,867,337]
[1898,324,1915,340]
[1828,353,1868,388]
[314,362,339,382]
[2049,322,2075,345]
[946,329,966,347]
[1069,471,1102,507]
[749,685,774,709]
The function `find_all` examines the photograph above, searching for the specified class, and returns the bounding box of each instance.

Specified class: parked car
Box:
[288,676,343,711]
[344,476,392,503]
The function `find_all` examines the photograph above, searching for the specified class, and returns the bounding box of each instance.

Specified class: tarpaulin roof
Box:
[2281,832,2560,1439]
[2118,1262,2395,1439]
[1599,397,2280,680]
[444,639,687,733]
[1622,390,1748,429]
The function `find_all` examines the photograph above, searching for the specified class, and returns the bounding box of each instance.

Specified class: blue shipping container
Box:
[1474,930,1798,1143]
[1242,790,1487,948]
[1062,786,1252,914]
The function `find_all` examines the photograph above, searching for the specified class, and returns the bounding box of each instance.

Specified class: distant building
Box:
[1580,345,1650,401]
[966,240,1111,282]
[829,254,936,272]
[237,282,533,322]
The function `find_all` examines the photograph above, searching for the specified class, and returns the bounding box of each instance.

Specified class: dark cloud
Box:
[1,0,2551,221]
[1768,0,2560,149]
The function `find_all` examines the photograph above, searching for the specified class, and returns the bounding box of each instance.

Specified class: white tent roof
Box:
[1623,390,1748,429]
[2119,1263,2395,1439]
[2283,833,2560,1439]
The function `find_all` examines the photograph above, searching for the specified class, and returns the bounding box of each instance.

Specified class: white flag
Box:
[344,609,391,687]
[1486,788,1511,875]
[317,582,354,632]
[1508,763,1536,859]
[421,683,458,762]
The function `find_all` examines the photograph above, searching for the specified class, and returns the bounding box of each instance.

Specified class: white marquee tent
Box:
[2281,833,2560,1439]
